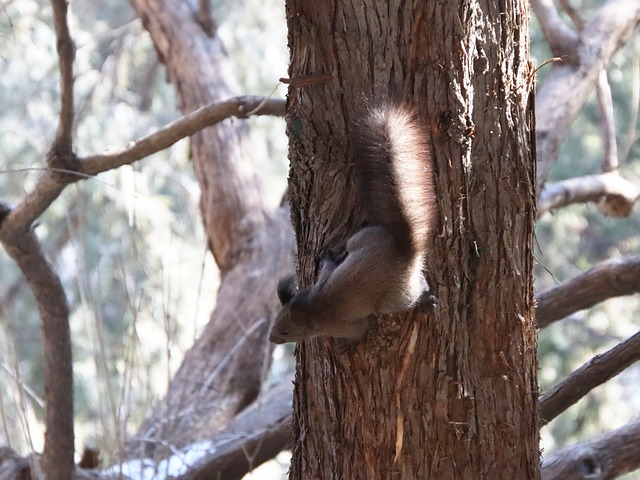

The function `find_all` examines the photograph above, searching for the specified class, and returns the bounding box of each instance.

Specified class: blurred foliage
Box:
[0,0,638,476]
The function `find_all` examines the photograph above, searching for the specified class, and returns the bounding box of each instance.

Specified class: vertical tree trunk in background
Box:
[128,0,292,455]
[285,1,539,478]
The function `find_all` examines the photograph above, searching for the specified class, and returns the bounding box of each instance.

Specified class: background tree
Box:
[0,0,639,479]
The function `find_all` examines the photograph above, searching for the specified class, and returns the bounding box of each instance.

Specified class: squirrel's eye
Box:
[281,329,289,336]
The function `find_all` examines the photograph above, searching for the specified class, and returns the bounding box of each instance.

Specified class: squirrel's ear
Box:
[277,274,298,305]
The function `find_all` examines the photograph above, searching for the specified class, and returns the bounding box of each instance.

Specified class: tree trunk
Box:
[285,1,539,478]
[127,0,293,455]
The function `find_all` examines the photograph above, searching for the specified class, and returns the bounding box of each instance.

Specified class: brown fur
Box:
[269,105,436,345]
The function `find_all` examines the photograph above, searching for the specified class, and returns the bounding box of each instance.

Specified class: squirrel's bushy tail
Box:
[353,105,436,254]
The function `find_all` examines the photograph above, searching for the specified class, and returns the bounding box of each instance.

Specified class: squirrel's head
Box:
[269,276,312,344]
[269,304,312,344]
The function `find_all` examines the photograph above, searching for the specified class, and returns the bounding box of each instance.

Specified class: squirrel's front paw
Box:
[417,292,437,313]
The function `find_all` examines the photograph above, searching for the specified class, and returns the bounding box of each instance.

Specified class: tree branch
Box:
[0,205,74,480]
[110,379,292,480]
[536,0,640,187]
[620,52,640,163]
[81,96,285,175]
[196,0,215,36]
[175,379,292,480]
[531,0,579,61]
[542,418,640,480]
[50,0,75,156]
[536,257,640,329]
[539,330,640,426]
[596,70,619,172]
[537,172,640,218]
[6,2,80,479]
[557,0,585,31]
[0,96,285,239]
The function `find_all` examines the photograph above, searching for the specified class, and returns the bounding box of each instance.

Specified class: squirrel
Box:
[269,104,437,345]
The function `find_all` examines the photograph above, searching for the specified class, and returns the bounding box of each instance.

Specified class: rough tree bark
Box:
[285,0,538,478]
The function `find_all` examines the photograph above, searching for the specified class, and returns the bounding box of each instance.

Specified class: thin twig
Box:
[620,50,640,163]
[596,70,619,172]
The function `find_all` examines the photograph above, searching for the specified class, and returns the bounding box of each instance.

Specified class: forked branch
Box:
[531,0,579,61]
[0,96,285,238]
[535,0,640,186]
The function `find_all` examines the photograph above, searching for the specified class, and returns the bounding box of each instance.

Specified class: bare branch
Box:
[196,0,215,36]
[620,51,640,163]
[0,96,285,239]
[536,257,640,329]
[542,418,640,480]
[174,379,292,480]
[3,5,80,467]
[539,330,640,426]
[109,379,292,480]
[0,380,293,480]
[536,0,640,187]
[537,172,640,218]
[0,204,74,480]
[81,96,285,175]
[50,0,75,156]
[0,278,25,312]
[557,0,585,31]
[596,70,619,172]
[531,0,579,61]
[0,446,128,479]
